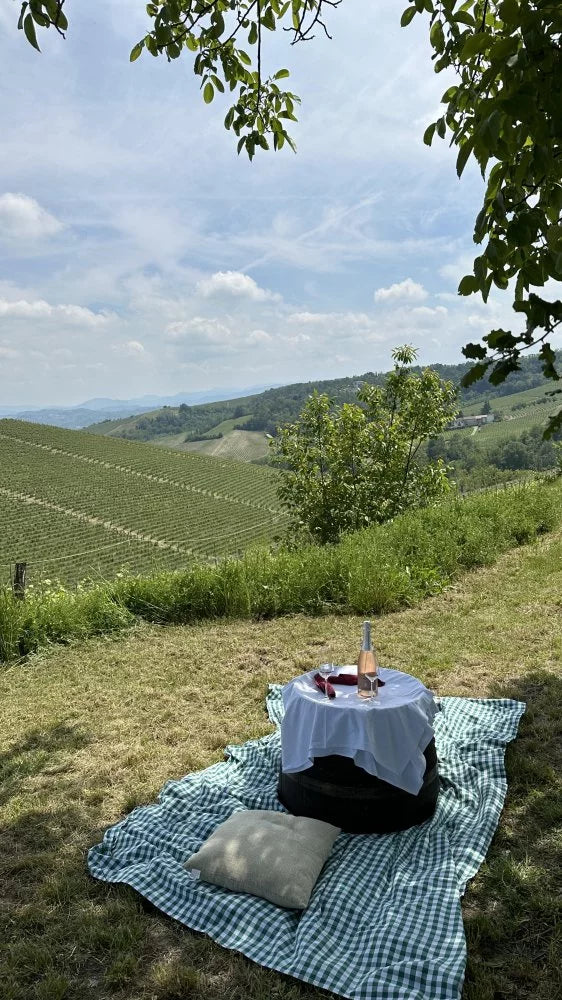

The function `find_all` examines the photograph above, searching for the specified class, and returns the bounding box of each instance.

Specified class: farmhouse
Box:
[446,414,495,430]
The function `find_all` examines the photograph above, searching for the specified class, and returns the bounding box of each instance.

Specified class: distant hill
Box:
[0,383,282,429]
[0,419,287,588]
[88,353,560,464]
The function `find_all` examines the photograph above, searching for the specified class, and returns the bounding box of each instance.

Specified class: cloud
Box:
[374,278,428,303]
[165,317,232,344]
[112,339,146,357]
[165,316,273,356]
[0,345,19,359]
[196,271,279,302]
[0,193,62,240]
[0,297,112,326]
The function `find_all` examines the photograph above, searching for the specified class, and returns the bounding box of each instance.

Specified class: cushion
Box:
[184,809,340,909]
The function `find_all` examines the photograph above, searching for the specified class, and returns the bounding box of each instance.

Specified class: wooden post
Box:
[13,562,27,600]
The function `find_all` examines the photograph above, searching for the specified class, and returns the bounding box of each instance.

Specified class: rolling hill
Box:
[0,420,288,588]
[89,353,561,464]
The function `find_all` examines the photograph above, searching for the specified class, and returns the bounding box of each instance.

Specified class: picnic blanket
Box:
[88,687,525,1000]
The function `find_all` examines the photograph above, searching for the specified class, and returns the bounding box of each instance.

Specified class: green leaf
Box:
[423,122,436,146]
[441,86,458,102]
[456,138,474,178]
[248,22,258,45]
[460,361,491,387]
[462,342,488,360]
[400,7,417,27]
[130,41,144,63]
[458,274,479,295]
[17,2,28,31]
[461,32,492,58]
[430,20,445,53]
[274,69,290,80]
[203,81,214,104]
[454,11,475,26]
[23,12,40,51]
[499,0,519,24]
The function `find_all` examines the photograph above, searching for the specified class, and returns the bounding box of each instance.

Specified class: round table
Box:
[277,666,440,834]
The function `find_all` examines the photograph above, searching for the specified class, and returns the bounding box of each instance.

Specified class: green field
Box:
[0,420,287,587]
[148,416,270,463]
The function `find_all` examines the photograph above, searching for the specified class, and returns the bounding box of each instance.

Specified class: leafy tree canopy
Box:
[17,0,562,433]
[272,346,458,544]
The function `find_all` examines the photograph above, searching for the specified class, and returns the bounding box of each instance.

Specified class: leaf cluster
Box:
[17,0,68,50]
[404,0,562,434]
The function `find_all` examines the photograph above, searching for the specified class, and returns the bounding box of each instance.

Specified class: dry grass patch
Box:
[1,532,561,1000]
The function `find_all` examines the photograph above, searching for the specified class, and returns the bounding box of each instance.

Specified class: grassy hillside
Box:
[1,527,560,1000]
[0,420,287,587]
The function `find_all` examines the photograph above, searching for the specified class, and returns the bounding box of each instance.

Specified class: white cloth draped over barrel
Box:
[280,666,438,794]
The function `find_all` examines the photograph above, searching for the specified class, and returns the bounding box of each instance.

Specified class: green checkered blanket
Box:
[88,687,525,1000]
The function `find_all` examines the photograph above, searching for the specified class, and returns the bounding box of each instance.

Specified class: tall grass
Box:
[1,479,560,663]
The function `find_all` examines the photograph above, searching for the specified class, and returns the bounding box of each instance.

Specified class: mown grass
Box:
[0,527,561,1000]
[1,478,560,664]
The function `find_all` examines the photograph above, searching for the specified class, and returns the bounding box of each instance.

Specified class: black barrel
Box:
[277,738,439,834]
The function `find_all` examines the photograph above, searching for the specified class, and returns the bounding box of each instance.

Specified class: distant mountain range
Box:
[0,383,283,429]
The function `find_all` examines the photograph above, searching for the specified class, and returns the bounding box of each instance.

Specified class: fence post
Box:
[13,562,27,600]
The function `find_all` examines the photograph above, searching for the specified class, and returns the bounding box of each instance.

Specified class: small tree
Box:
[272,347,458,544]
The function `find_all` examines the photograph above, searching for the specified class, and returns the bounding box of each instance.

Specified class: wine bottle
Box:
[357,620,379,698]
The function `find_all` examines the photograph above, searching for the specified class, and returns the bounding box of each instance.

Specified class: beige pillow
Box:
[184,809,340,909]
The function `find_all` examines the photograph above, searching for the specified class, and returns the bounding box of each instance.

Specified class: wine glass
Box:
[364,671,379,698]
[318,662,333,699]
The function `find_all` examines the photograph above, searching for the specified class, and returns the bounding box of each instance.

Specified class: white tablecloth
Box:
[280,666,438,794]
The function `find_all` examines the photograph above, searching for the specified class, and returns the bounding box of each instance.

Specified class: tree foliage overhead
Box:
[17,0,562,433]
[272,346,458,544]
[414,0,562,435]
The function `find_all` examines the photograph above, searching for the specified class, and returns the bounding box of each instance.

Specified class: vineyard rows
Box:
[0,420,289,587]
[0,492,188,588]
[0,421,281,510]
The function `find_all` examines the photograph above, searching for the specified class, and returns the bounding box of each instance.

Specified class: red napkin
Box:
[329,672,385,687]
[313,672,386,696]
[313,673,336,698]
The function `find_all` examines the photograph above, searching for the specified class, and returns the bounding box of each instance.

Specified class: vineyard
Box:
[0,420,288,588]
[450,383,559,447]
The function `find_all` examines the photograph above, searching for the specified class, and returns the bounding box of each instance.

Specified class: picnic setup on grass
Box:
[88,621,526,1000]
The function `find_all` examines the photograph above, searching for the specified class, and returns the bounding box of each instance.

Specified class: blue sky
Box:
[0,0,545,406]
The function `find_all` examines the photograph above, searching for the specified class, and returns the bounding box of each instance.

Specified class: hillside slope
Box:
[0,420,287,587]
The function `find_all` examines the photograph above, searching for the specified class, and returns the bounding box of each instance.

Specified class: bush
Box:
[0,479,560,663]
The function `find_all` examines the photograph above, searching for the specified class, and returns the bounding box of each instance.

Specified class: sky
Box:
[0,0,550,407]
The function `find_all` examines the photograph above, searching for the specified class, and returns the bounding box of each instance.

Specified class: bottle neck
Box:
[361,621,372,651]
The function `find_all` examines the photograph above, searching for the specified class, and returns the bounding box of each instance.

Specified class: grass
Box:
[183,429,269,463]
[0,526,560,1000]
[1,478,560,663]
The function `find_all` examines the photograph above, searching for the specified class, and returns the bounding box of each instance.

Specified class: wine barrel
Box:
[277,738,439,834]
